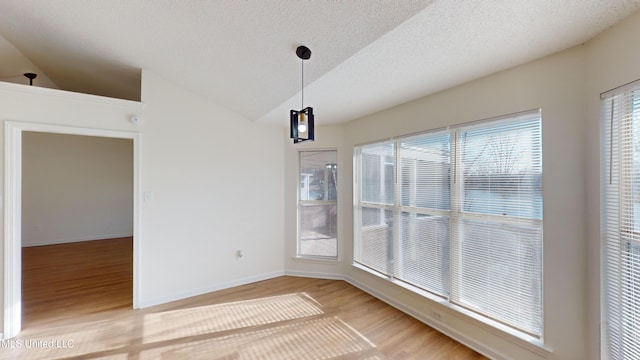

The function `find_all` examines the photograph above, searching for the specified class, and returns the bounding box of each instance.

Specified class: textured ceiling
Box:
[0,0,639,126]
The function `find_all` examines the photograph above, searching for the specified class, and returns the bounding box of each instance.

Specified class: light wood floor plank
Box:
[2,238,488,359]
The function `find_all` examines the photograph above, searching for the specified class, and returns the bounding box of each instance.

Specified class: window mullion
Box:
[396,205,450,217]
[458,212,542,227]
[450,128,462,303]
[353,147,362,264]
[392,139,401,279]
[300,200,337,206]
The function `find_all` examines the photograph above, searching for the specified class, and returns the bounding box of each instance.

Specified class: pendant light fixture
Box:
[290,45,314,143]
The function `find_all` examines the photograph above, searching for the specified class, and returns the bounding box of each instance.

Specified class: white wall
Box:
[22,132,133,247]
[138,70,285,306]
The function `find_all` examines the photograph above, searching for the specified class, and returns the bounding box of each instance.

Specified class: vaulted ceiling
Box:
[1,1,639,126]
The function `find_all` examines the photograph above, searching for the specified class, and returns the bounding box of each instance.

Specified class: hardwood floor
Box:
[21,237,133,327]
[5,238,488,359]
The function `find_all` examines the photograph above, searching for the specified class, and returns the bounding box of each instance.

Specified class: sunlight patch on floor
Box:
[1,292,386,359]
[139,317,383,359]
[142,292,324,343]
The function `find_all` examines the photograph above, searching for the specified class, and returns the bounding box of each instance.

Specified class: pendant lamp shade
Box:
[290,107,314,143]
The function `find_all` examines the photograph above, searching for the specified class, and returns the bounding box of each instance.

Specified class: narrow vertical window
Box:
[602,81,640,360]
[298,150,338,259]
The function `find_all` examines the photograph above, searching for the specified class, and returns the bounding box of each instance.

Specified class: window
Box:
[602,81,640,360]
[354,111,543,337]
[397,132,451,296]
[298,150,338,259]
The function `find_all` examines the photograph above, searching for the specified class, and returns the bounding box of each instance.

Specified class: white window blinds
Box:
[451,116,543,336]
[602,82,640,360]
[397,131,451,296]
[355,142,394,275]
[354,110,543,337]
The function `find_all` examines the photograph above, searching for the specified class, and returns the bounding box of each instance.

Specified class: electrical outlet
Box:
[431,309,443,321]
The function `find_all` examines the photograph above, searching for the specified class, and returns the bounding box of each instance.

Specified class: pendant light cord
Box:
[301,58,304,109]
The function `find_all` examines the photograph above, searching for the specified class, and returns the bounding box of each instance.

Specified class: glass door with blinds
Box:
[602,82,640,360]
[354,110,543,338]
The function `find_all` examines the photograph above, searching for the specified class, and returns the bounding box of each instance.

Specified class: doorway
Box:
[22,132,133,325]
[3,122,141,338]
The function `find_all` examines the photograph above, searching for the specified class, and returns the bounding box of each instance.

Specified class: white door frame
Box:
[3,121,141,338]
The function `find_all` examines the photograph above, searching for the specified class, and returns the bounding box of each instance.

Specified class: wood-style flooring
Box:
[21,237,133,326]
[3,238,488,359]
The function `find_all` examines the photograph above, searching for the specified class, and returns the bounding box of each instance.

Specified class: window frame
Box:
[296,149,339,260]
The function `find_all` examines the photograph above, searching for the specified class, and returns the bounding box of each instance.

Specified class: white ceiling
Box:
[0,0,639,126]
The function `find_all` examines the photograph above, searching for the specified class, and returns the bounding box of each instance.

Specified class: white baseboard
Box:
[22,233,134,247]
[138,270,285,309]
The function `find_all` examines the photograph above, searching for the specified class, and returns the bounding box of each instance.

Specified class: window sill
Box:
[351,263,552,359]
